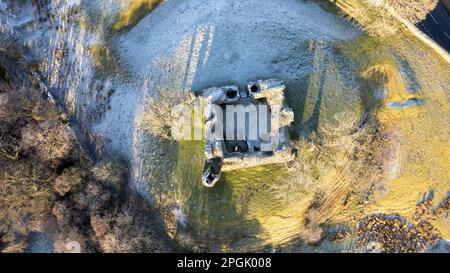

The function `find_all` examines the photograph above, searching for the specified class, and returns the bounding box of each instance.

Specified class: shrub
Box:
[342,1,400,38]
[141,90,191,141]
[0,47,171,253]
[275,104,383,238]
[113,0,163,31]
[0,87,64,163]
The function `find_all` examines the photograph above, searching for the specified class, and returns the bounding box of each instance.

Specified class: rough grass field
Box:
[2,0,448,253]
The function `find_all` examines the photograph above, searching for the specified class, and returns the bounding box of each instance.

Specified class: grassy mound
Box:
[113,0,163,32]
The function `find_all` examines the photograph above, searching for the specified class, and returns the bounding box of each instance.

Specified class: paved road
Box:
[417,1,450,53]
